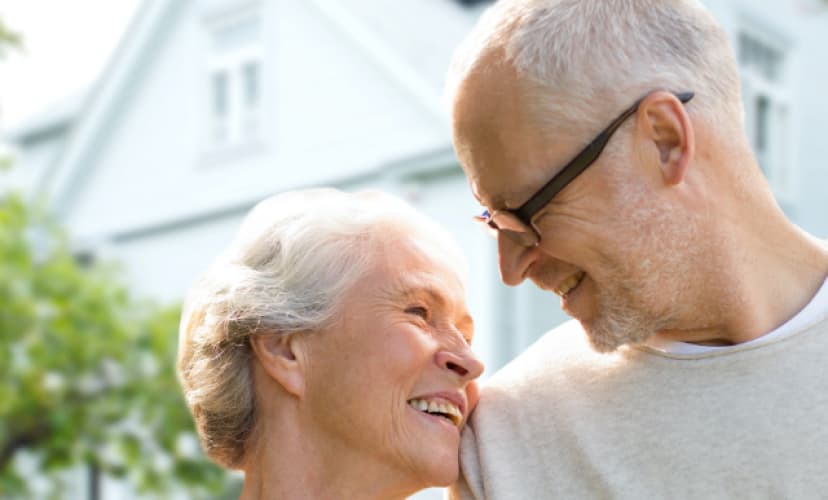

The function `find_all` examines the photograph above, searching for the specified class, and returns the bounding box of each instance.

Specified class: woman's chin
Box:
[402,405,463,486]
[417,454,460,489]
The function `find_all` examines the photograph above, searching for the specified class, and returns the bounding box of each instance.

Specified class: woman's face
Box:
[299,233,484,494]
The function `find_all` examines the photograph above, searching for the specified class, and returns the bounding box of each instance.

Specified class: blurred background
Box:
[0,0,826,498]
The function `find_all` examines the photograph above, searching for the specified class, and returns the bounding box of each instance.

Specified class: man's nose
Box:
[497,233,539,286]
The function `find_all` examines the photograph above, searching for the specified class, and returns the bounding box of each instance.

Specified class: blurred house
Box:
[3,0,826,498]
[5,0,828,380]
[5,0,555,381]
[5,0,828,378]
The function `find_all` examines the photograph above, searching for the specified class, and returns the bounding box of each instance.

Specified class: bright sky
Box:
[0,0,142,133]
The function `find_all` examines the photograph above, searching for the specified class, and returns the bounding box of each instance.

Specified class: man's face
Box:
[451,61,701,352]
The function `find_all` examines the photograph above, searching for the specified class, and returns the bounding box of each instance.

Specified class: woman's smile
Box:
[407,394,466,427]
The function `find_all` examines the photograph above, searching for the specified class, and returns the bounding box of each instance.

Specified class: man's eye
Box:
[405,306,429,319]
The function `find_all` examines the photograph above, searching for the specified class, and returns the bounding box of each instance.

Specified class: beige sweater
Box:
[450,312,828,499]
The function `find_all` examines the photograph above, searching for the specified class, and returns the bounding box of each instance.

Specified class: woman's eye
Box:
[405,306,429,319]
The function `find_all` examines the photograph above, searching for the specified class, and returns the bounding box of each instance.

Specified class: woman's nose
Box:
[497,233,539,286]
[435,348,484,382]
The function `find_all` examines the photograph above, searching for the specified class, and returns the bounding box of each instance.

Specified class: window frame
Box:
[736,21,797,207]
[202,2,264,154]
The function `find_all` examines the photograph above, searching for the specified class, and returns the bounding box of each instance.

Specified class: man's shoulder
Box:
[480,320,600,396]
[462,320,609,446]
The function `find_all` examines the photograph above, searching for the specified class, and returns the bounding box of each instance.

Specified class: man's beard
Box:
[577,177,701,353]
[578,236,686,353]
[581,279,668,353]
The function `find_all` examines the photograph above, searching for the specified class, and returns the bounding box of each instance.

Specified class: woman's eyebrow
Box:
[394,284,445,306]
[381,276,444,303]
[380,278,474,337]
[457,313,474,339]
[394,282,475,339]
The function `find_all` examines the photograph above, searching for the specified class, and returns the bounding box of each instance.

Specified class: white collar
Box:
[645,275,828,355]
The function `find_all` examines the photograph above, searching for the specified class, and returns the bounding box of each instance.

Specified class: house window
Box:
[241,61,260,137]
[739,33,783,81]
[205,7,262,149]
[738,29,794,204]
[210,71,229,142]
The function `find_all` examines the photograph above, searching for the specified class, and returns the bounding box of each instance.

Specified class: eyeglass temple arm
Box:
[516,91,694,221]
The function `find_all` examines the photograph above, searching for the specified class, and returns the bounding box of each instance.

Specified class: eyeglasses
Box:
[474,91,694,247]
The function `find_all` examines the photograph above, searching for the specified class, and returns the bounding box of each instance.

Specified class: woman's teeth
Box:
[407,398,462,426]
[555,271,585,297]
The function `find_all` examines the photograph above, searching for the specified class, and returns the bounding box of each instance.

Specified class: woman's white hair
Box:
[447,0,744,140]
[176,188,465,468]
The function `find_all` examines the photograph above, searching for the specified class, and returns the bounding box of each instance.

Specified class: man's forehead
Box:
[468,155,564,211]
[470,179,527,210]
[452,50,521,122]
[453,61,570,210]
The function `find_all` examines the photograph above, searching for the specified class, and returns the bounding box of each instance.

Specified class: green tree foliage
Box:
[0,18,236,499]
[0,16,22,171]
[0,193,238,498]
[0,17,22,59]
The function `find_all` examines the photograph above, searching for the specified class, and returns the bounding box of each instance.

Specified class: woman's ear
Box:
[249,333,306,398]
[638,91,695,186]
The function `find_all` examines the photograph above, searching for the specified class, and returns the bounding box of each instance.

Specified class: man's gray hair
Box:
[447,0,744,140]
[176,188,465,468]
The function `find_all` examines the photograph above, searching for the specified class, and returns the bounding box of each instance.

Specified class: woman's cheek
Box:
[465,381,480,415]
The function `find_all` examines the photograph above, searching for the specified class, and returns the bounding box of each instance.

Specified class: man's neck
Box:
[659,222,828,346]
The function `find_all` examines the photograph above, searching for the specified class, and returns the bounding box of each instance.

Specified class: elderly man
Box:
[446,0,828,498]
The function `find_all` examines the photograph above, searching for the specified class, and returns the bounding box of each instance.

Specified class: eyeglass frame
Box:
[475,90,695,247]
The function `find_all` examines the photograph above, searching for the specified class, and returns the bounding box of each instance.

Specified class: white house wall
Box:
[263,0,449,180]
[5,0,823,366]
[1,133,66,195]
[60,0,452,243]
[45,0,828,371]
[335,0,486,99]
[108,211,247,304]
[796,15,828,238]
[705,0,828,238]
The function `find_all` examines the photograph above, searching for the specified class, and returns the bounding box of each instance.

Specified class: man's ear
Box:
[249,333,306,398]
[638,91,695,186]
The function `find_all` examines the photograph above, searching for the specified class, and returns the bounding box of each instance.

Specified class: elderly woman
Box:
[177,188,484,499]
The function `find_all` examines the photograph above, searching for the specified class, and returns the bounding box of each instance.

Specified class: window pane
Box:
[756,95,770,152]
[242,62,259,109]
[212,72,228,117]
[739,33,782,82]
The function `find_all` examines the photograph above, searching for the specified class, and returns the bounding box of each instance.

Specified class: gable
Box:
[48,0,479,242]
